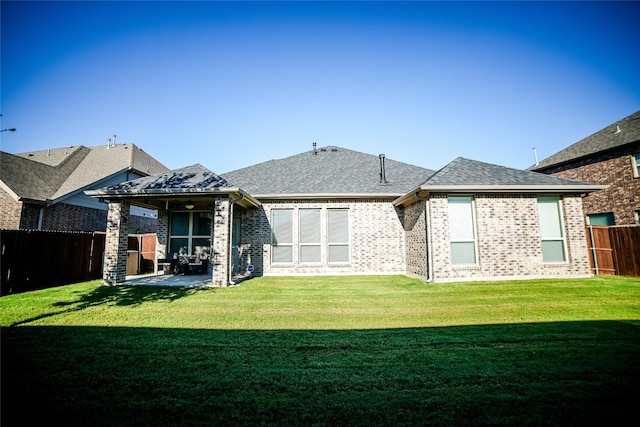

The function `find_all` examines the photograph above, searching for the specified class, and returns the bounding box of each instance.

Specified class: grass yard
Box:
[1,275,639,426]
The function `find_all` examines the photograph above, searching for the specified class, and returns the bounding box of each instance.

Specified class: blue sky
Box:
[2,1,639,174]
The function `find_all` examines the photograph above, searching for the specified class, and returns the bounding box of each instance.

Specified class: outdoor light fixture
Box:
[185,200,195,210]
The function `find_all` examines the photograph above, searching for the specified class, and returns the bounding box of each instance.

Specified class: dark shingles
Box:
[424,157,597,187]
[531,110,640,171]
[105,164,232,191]
[221,146,435,195]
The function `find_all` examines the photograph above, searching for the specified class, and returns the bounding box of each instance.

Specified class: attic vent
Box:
[331,147,338,152]
[379,153,388,184]
[320,148,327,152]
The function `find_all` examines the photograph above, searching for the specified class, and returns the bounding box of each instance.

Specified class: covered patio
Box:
[86,164,260,287]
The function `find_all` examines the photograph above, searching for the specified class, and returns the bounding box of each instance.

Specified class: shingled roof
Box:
[394,157,605,206]
[0,143,168,203]
[221,146,435,197]
[530,110,640,171]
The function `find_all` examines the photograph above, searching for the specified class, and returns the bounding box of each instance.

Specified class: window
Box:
[271,207,350,265]
[588,212,615,226]
[537,196,567,263]
[272,209,293,263]
[635,210,640,225]
[448,196,477,265]
[299,209,321,263]
[633,153,640,178]
[328,209,349,263]
[169,211,212,257]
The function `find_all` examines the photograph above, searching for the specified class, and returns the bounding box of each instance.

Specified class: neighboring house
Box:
[87,145,603,286]
[530,110,640,225]
[0,143,169,232]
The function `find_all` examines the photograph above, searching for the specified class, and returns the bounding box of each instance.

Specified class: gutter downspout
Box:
[415,191,433,283]
[588,224,599,275]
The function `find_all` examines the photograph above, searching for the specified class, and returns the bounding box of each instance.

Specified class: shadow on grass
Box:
[9,285,208,327]
[2,320,639,426]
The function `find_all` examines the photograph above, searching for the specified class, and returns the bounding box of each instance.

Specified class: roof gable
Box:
[424,157,595,187]
[531,110,640,170]
[2,143,169,203]
[221,146,435,197]
[103,164,233,192]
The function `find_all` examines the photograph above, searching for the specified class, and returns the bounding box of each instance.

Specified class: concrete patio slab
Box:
[125,273,214,287]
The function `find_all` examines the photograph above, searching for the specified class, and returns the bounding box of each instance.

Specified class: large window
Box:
[299,209,321,263]
[328,209,349,263]
[271,207,350,264]
[169,211,212,258]
[448,196,477,265]
[272,209,293,263]
[537,196,567,263]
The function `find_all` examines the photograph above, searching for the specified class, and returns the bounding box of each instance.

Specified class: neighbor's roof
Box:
[530,110,640,171]
[0,143,168,203]
[395,157,606,206]
[221,145,436,198]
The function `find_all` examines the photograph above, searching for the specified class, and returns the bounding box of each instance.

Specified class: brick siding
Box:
[405,194,591,282]
[103,200,130,285]
[537,143,640,225]
[240,199,406,276]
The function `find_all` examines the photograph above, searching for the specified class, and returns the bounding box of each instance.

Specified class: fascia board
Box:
[85,187,262,208]
[419,184,607,193]
[252,193,402,200]
[393,184,608,207]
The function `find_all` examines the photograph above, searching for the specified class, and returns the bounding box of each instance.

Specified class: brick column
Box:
[211,197,230,286]
[103,200,130,285]
[155,208,169,272]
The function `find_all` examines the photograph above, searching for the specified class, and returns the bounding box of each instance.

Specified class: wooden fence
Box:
[1,231,158,295]
[1,230,106,295]
[586,225,640,277]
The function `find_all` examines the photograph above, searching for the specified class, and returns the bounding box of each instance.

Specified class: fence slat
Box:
[1,230,106,295]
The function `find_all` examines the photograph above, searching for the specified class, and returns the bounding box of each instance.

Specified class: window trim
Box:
[299,208,322,264]
[271,209,294,264]
[169,210,212,257]
[537,196,568,264]
[447,195,478,266]
[632,153,640,178]
[327,208,350,264]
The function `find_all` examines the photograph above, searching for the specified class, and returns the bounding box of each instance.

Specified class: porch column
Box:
[155,208,169,273]
[211,197,230,286]
[103,200,130,285]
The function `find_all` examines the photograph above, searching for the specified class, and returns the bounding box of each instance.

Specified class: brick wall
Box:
[537,143,640,225]
[103,200,130,285]
[241,199,406,276]
[41,203,108,231]
[404,200,427,277]
[0,188,25,229]
[420,194,591,282]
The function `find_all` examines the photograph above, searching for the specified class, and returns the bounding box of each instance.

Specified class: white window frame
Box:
[299,208,322,264]
[632,153,640,178]
[447,196,478,266]
[327,208,350,264]
[271,209,294,264]
[537,196,568,263]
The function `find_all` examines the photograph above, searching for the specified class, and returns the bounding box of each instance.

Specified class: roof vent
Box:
[615,125,621,134]
[312,142,317,155]
[379,153,388,184]
[331,147,338,152]
[320,147,327,152]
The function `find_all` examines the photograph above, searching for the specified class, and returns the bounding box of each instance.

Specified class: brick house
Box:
[87,146,603,286]
[530,110,640,225]
[0,143,169,232]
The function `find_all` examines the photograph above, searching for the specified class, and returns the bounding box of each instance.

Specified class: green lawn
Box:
[2,275,639,426]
